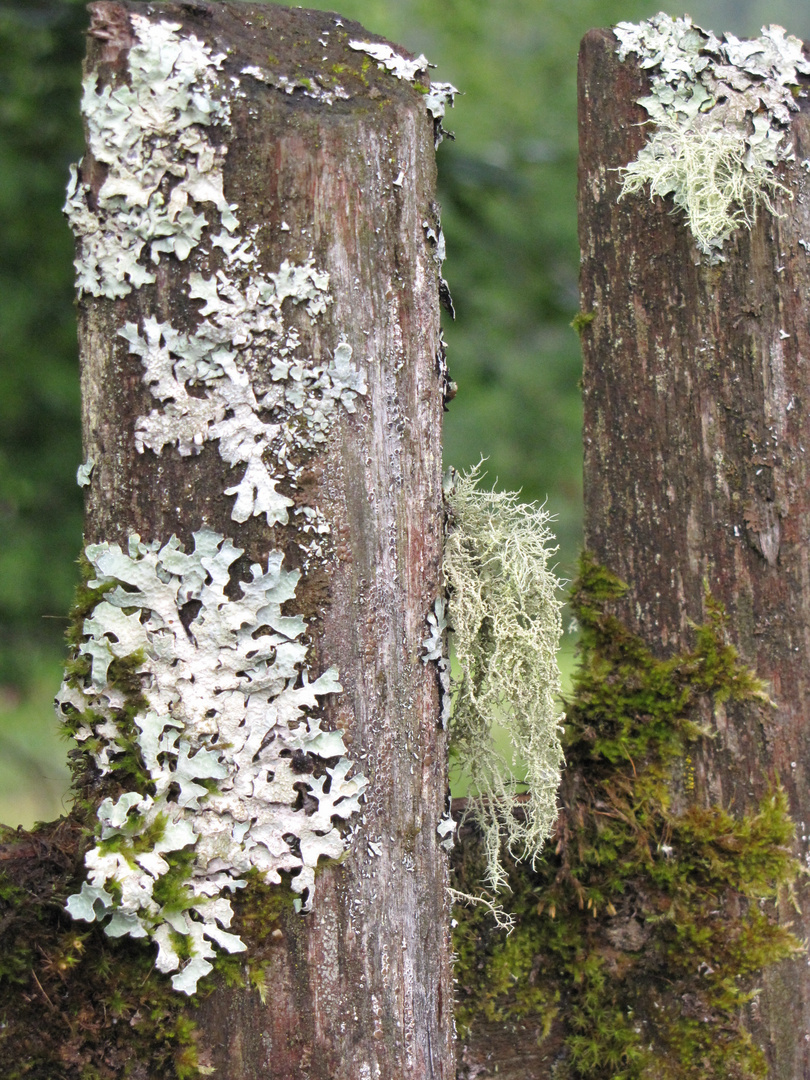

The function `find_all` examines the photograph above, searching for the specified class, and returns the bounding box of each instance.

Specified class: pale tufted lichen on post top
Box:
[615,13,810,258]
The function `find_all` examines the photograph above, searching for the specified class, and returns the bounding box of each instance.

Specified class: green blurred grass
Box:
[0,652,71,827]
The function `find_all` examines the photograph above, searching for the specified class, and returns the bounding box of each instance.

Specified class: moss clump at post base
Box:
[0,564,300,1078]
[0,817,205,1080]
[452,553,800,1080]
[0,822,299,1079]
[0,564,210,1079]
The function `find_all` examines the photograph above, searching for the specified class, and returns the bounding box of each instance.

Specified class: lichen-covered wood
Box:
[454,19,810,1080]
[0,3,454,1077]
[578,22,810,1080]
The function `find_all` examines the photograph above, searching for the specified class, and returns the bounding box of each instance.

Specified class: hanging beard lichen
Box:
[444,465,564,894]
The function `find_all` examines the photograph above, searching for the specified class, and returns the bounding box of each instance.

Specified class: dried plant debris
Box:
[615,14,810,256]
[57,530,367,994]
[444,466,564,892]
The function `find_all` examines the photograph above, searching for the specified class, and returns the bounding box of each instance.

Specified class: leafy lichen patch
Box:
[348,39,458,145]
[241,62,352,104]
[422,594,451,730]
[59,5,377,998]
[615,14,810,256]
[123,264,366,531]
[64,16,233,298]
[58,529,367,994]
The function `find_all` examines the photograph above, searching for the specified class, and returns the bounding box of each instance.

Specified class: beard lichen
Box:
[615,14,810,258]
[452,554,800,1079]
[443,465,565,894]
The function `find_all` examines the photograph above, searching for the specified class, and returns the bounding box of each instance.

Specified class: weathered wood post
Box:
[579,16,810,1078]
[1,2,454,1076]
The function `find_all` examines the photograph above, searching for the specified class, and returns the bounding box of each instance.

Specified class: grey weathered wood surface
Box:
[579,27,810,1079]
[78,3,453,1076]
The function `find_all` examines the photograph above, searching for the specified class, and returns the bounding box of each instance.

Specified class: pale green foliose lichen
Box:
[124,263,366,531]
[76,458,95,487]
[443,466,564,893]
[64,16,234,298]
[422,595,451,730]
[436,810,456,852]
[615,13,810,256]
[348,39,458,146]
[241,63,351,104]
[348,39,429,81]
[62,12,371,994]
[59,530,367,994]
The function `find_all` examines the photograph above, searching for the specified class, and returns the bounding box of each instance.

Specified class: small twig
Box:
[30,969,56,1012]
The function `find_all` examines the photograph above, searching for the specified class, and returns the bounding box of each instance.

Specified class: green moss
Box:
[452,553,799,1079]
[65,553,116,650]
[213,870,298,996]
[59,555,154,797]
[0,827,303,1078]
[571,310,596,334]
[0,819,207,1079]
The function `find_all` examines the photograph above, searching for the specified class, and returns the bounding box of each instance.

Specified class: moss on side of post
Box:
[453,554,800,1080]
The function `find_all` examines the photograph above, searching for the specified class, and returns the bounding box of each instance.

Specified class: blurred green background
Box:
[3,0,809,827]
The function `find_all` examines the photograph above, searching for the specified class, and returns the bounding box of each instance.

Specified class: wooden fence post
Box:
[579,18,810,1078]
[1,3,455,1077]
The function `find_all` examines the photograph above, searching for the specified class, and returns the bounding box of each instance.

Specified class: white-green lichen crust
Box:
[615,14,810,256]
[124,273,366,533]
[64,16,234,298]
[443,466,564,892]
[61,9,460,995]
[422,595,451,730]
[59,530,367,994]
[65,14,367,533]
[348,39,458,146]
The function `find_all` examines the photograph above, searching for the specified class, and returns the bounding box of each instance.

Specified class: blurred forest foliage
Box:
[2,0,810,824]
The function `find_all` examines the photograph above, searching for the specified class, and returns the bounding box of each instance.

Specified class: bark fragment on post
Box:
[579,19,810,1079]
[59,2,453,1076]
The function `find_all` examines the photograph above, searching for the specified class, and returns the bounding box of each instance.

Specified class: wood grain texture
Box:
[578,27,810,1079]
[77,4,453,1076]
